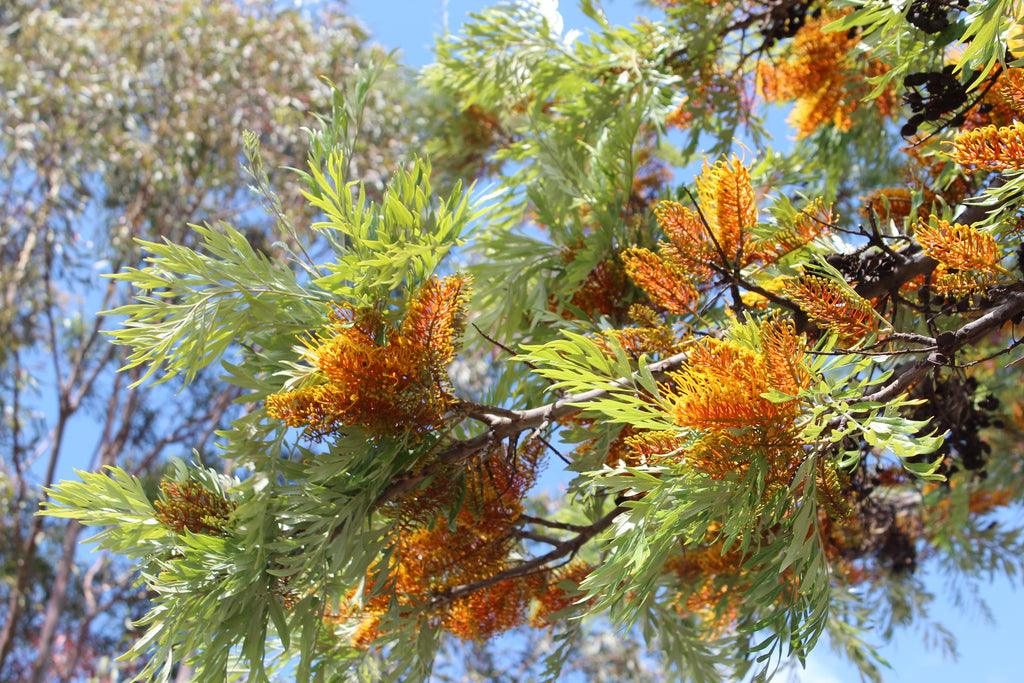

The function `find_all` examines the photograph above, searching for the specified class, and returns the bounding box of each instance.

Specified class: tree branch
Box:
[374,350,691,508]
[862,290,1024,407]
[428,504,626,611]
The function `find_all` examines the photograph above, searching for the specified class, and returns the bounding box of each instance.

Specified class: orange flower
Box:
[931,267,1000,297]
[915,219,1002,274]
[761,11,897,137]
[554,249,632,321]
[760,315,812,396]
[153,480,235,536]
[591,311,682,359]
[860,187,917,225]
[624,156,768,312]
[266,274,471,439]
[653,201,716,276]
[782,275,877,345]
[671,339,782,431]
[752,198,835,262]
[950,122,1024,171]
[629,319,813,491]
[444,577,535,640]
[664,539,749,635]
[621,247,698,314]
[529,560,593,628]
[696,156,759,261]
[348,439,546,646]
[999,68,1024,114]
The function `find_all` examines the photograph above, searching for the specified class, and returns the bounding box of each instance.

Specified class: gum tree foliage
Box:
[0,0,416,680]
[39,0,1024,681]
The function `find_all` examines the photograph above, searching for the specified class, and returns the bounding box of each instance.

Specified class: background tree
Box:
[35,0,1024,681]
[0,1,417,680]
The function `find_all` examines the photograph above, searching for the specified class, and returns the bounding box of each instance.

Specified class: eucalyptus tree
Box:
[0,1,417,679]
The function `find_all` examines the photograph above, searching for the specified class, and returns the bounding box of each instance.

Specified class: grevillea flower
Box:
[696,156,758,261]
[999,68,1024,114]
[153,480,235,536]
[348,439,546,646]
[782,275,877,345]
[671,339,783,431]
[628,318,813,493]
[915,218,1002,274]
[621,247,698,314]
[623,429,688,465]
[860,187,917,225]
[950,122,1024,171]
[931,267,1000,297]
[626,158,831,315]
[659,156,759,271]
[760,315,812,396]
[593,326,680,359]
[266,274,471,439]
[758,11,897,138]
[664,538,749,634]
[529,559,593,628]
[592,306,682,360]
[652,201,716,276]
[752,198,835,261]
[816,457,852,520]
[623,156,763,312]
[557,251,631,320]
[443,577,536,641]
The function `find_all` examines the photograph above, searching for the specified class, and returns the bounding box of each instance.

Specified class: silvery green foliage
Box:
[27,1,1024,682]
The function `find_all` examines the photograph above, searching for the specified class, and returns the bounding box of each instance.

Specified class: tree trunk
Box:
[29,520,82,683]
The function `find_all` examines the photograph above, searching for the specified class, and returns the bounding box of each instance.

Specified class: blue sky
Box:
[346,1,1024,681]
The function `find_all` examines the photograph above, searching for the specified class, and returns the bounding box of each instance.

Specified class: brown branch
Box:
[861,290,1024,407]
[374,350,690,508]
[28,520,82,683]
[518,513,595,534]
[428,504,626,611]
[512,528,564,546]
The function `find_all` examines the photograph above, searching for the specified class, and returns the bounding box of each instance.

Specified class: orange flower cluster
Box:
[959,66,1022,132]
[593,326,682,361]
[782,275,877,345]
[623,157,831,314]
[153,479,235,536]
[757,199,837,263]
[816,456,852,521]
[860,140,975,228]
[529,559,593,628]
[860,187,917,225]
[348,439,546,645]
[621,246,698,314]
[265,275,471,440]
[664,538,750,634]
[915,218,1004,296]
[915,219,1002,274]
[950,121,1024,171]
[757,12,897,138]
[998,68,1024,115]
[628,317,814,494]
[566,253,632,321]
[590,304,684,361]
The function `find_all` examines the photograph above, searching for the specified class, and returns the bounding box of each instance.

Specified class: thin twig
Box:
[428,505,626,610]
